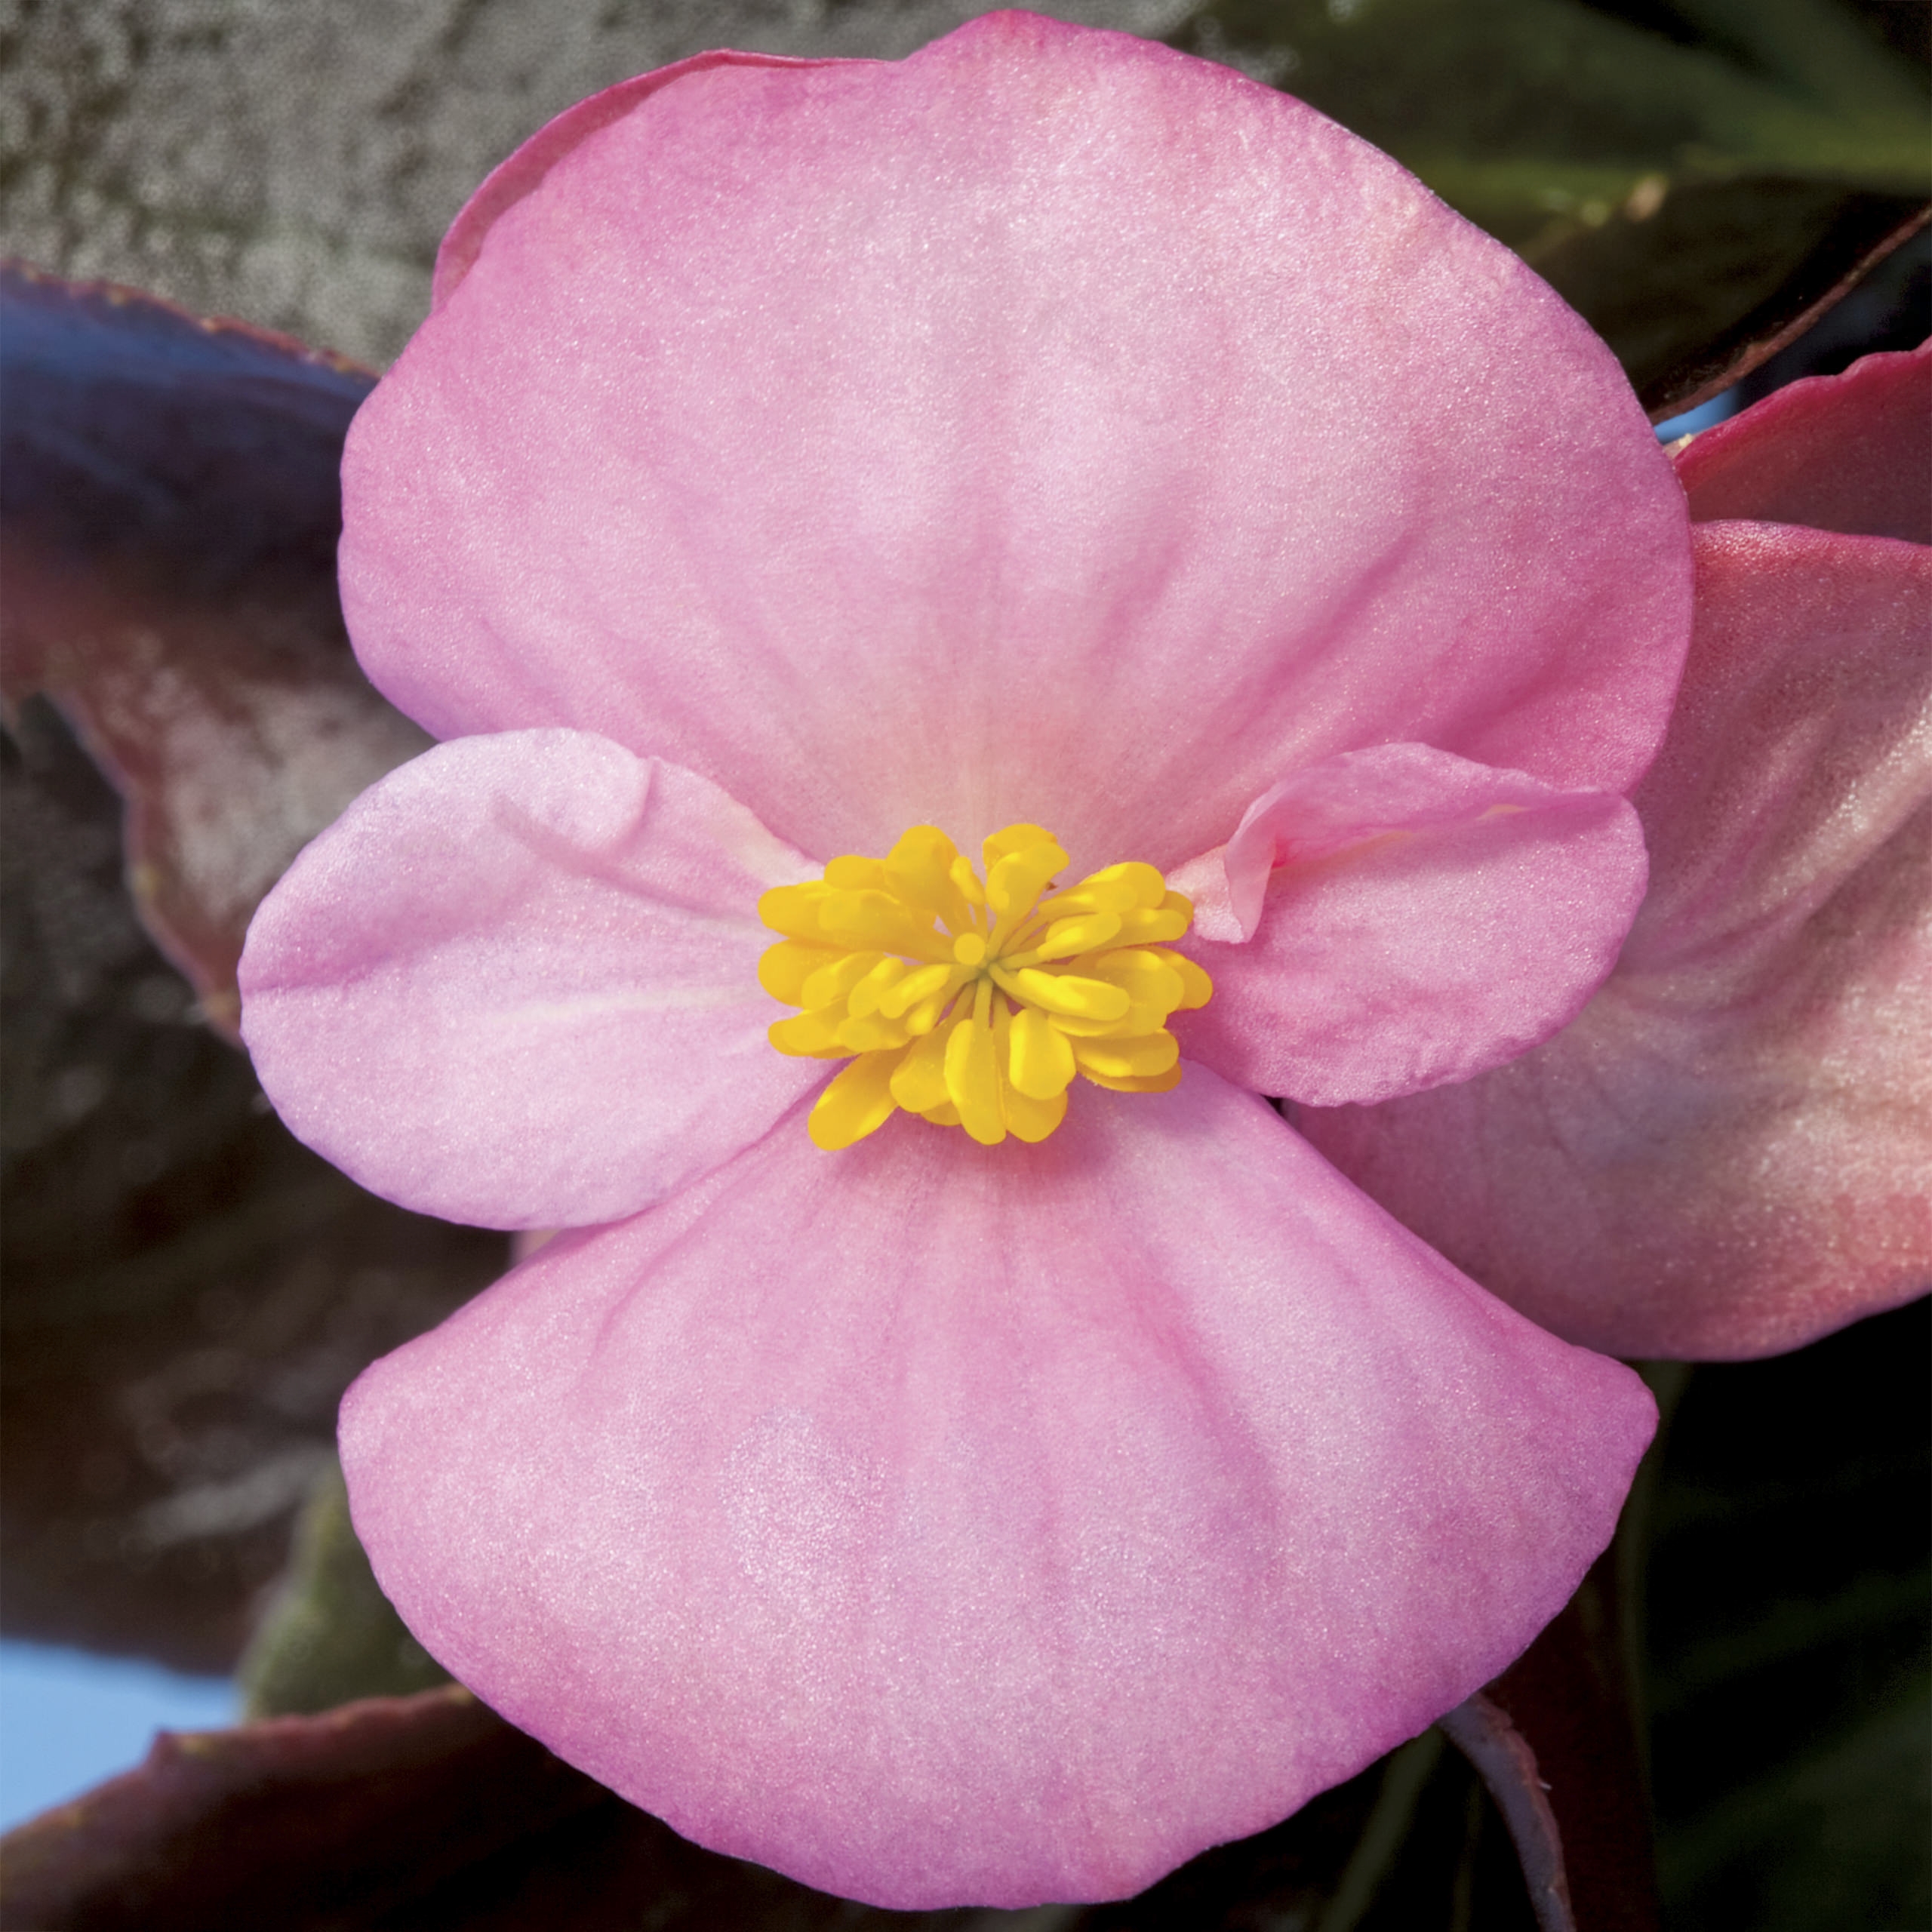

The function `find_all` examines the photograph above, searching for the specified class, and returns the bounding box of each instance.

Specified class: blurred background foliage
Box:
[1172,0,1929,400]
[1,2,1927,1927]
[1646,1299,1930,1932]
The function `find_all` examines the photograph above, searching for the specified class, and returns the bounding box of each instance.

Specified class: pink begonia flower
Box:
[237,14,1690,1909]
[1301,343,1931,1362]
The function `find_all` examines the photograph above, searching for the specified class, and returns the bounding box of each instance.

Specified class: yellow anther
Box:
[845,956,909,1019]
[983,824,1057,871]
[1112,894,1193,946]
[1090,949,1186,1010]
[1078,1060,1184,1096]
[756,883,831,943]
[758,940,843,1004]
[820,888,951,959]
[835,1012,908,1054]
[809,1051,901,1151]
[759,820,1213,1150]
[1032,911,1122,960]
[799,949,887,1011]
[768,1007,849,1058]
[986,841,1069,928]
[1008,1005,1076,1100]
[949,854,988,911]
[1150,945,1215,1011]
[889,1019,954,1113]
[902,989,953,1037]
[945,983,1006,1146]
[1006,968,1131,1023]
[1072,1032,1181,1081]
[1040,862,1167,918]
[1001,1081,1068,1143]
[992,1001,1066,1142]
[824,854,888,890]
[885,826,973,929]
[880,961,955,1019]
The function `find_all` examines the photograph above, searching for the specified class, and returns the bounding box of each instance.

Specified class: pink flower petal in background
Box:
[240,729,820,1229]
[342,1069,1653,1909]
[1674,342,1930,545]
[1301,518,1931,1358]
[339,12,1686,875]
[1169,744,1647,1105]
[1631,531,1927,977]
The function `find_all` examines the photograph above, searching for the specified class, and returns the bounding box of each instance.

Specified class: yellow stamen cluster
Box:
[758,823,1212,1150]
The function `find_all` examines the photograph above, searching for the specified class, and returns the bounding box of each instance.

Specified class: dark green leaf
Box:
[1646,1297,1931,1932]
[239,1457,452,1719]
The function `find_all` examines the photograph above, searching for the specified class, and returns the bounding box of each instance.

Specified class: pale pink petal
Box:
[431,50,834,312]
[1300,523,1932,1359]
[239,729,821,1229]
[341,12,1687,875]
[1169,744,1646,1106]
[340,1067,1654,1909]
[1675,342,1930,544]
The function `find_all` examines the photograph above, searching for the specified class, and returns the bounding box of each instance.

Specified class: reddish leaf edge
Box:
[0,257,383,384]
[1644,201,1931,425]
[0,1685,601,1930]
[2,262,417,1041]
[0,1684,488,1855]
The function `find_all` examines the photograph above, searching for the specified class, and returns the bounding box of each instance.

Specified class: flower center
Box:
[758,823,1212,1150]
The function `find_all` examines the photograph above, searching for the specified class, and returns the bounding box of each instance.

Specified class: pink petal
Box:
[340,1066,1654,1909]
[1169,744,1647,1106]
[431,50,835,312]
[1300,522,1932,1359]
[238,729,822,1229]
[341,12,1687,875]
[1675,341,1931,544]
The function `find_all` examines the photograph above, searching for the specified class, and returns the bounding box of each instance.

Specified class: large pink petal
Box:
[239,729,821,1229]
[1300,523,1932,1359]
[1675,341,1930,544]
[1169,744,1646,1106]
[340,12,1687,875]
[340,1066,1654,1909]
